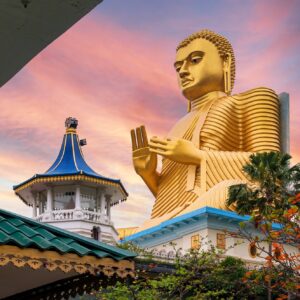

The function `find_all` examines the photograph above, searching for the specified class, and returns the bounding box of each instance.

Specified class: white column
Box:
[32,194,37,218]
[106,195,111,220]
[38,192,42,215]
[96,188,100,212]
[75,185,81,210]
[100,192,106,214]
[46,188,53,212]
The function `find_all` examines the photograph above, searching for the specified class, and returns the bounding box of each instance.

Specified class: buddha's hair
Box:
[176,29,235,91]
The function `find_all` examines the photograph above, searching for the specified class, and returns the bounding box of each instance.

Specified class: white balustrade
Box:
[35,215,43,222]
[52,209,74,221]
[35,209,110,224]
[82,210,108,224]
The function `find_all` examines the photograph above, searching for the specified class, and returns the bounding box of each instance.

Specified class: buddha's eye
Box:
[190,56,202,64]
[174,64,182,72]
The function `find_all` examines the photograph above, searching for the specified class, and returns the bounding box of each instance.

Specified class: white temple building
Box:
[13,117,128,244]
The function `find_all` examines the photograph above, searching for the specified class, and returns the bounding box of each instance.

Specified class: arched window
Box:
[191,234,200,250]
[91,226,101,241]
[216,233,226,250]
[159,250,166,258]
[176,250,183,257]
[167,251,175,259]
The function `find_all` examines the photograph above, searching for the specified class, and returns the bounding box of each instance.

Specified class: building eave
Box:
[0,0,103,87]
[13,173,128,205]
[123,207,281,245]
[0,208,136,260]
[0,208,136,298]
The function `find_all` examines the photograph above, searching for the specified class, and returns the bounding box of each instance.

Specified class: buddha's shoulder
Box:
[231,87,279,104]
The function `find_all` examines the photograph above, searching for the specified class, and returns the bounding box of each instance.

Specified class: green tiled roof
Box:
[0,209,136,261]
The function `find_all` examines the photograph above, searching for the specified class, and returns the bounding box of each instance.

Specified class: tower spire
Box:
[13,118,128,244]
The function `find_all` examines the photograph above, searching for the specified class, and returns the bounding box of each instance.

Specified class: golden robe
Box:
[150,88,280,222]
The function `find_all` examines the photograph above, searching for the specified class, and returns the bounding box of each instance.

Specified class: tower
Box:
[13,117,127,244]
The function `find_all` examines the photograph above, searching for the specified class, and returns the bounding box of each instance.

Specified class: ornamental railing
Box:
[35,215,43,222]
[34,209,112,225]
[82,210,110,223]
[52,209,74,221]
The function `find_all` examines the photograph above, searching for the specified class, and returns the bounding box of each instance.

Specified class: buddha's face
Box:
[174,38,224,100]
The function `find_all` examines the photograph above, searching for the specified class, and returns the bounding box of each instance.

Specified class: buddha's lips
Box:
[181,79,192,86]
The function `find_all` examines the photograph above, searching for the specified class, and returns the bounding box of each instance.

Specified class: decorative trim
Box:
[71,133,79,171]
[0,245,134,278]
[3,274,103,300]
[3,273,113,300]
[14,175,127,199]
[66,128,76,134]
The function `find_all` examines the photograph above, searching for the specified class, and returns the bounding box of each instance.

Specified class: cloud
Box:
[0,187,31,217]
[0,2,299,228]
[0,14,181,227]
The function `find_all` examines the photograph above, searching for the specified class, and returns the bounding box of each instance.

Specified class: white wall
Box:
[144,227,298,265]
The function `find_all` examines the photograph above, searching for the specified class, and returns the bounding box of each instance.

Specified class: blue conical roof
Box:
[45,128,104,177]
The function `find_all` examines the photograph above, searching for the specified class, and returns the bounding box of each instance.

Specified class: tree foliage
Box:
[227,152,300,216]
[93,152,300,299]
[95,246,266,300]
[226,152,300,298]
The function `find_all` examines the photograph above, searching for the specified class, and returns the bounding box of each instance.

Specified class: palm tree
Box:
[226,152,300,216]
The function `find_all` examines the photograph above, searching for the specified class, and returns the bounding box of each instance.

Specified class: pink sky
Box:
[0,0,299,228]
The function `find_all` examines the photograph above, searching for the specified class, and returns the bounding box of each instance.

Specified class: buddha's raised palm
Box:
[131,126,157,176]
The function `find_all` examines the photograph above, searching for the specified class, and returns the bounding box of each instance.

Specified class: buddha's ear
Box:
[223,53,232,95]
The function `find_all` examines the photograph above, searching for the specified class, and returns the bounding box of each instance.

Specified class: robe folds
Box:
[151,87,280,220]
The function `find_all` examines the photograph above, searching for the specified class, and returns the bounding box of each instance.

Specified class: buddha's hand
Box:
[131,126,157,176]
[149,136,203,165]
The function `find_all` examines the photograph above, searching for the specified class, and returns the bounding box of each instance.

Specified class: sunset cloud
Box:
[0,1,299,227]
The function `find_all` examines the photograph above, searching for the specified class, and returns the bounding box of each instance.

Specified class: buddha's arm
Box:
[237,87,281,152]
[199,88,281,190]
[149,140,250,194]
[149,137,203,165]
[132,149,160,197]
[138,170,160,197]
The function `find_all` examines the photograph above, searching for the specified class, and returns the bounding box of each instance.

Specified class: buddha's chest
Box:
[167,102,238,148]
[167,112,198,139]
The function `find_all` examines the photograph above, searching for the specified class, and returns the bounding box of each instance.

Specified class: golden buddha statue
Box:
[131,30,280,229]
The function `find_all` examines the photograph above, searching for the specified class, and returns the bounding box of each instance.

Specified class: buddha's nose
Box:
[179,61,189,78]
[179,69,189,78]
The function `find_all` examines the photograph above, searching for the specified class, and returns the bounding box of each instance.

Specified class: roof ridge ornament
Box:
[80,139,87,146]
[65,117,78,133]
